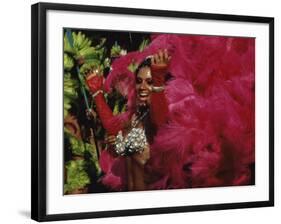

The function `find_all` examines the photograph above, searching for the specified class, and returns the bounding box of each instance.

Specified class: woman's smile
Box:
[136,66,153,105]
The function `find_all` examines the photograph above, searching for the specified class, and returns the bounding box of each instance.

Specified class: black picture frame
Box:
[31,2,274,222]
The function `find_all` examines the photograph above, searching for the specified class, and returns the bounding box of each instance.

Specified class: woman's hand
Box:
[150,49,171,87]
[105,135,116,146]
[85,68,104,93]
[151,49,171,69]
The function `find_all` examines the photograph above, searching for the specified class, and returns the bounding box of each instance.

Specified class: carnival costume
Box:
[87,34,255,191]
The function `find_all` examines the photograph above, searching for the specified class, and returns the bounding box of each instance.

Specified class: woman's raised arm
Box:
[149,49,170,127]
[86,72,122,135]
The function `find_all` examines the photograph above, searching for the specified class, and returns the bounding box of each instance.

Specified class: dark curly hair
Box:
[135,57,152,75]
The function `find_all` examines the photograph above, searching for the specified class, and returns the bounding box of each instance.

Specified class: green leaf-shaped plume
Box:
[64,73,78,118]
[64,53,74,71]
[64,159,90,194]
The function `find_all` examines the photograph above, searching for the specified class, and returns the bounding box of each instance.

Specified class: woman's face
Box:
[136,66,153,106]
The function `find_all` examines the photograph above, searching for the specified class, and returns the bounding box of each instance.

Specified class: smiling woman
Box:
[86,50,170,191]
[136,63,153,106]
[31,3,274,221]
[62,28,256,194]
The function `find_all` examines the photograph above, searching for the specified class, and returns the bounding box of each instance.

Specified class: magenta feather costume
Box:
[98,33,255,191]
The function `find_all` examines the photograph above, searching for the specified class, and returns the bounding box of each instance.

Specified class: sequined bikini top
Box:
[114,111,148,156]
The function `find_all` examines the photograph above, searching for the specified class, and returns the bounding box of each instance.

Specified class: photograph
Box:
[31,3,273,221]
[63,29,255,194]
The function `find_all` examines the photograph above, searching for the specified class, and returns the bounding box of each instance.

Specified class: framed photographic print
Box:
[31,2,274,222]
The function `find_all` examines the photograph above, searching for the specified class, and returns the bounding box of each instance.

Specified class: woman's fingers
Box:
[151,49,170,66]
[154,53,160,64]
[158,49,164,63]
[106,135,116,145]
[151,56,155,65]
[163,49,168,59]
[107,136,116,143]
[86,72,97,81]
[163,49,171,63]
[86,66,103,80]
